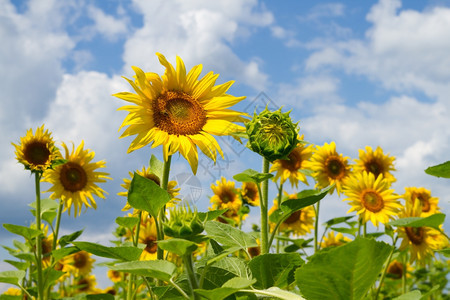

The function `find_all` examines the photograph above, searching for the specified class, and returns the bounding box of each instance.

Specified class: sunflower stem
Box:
[34,172,44,300]
[157,155,172,262]
[260,157,270,254]
[374,236,398,300]
[183,253,199,299]
[127,211,142,300]
[47,199,64,296]
[314,200,320,253]
[275,183,284,254]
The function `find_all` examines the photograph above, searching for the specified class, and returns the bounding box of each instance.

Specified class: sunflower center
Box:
[361,190,384,212]
[73,252,88,269]
[77,278,90,291]
[59,162,88,192]
[284,210,301,224]
[248,246,261,258]
[365,160,382,177]
[280,148,302,171]
[153,91,207,135]
[144,237,158,254]
[387,261,403,279]
[405,227,424,245]
[144,173,161,186]
[416,194,430,212]
[220,190,235,203]
[244,186,257,201]
[325,156,345,179]
[24,141,51,166]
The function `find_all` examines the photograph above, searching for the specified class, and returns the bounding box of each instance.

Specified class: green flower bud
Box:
[163,205,204,239]
[246,107,299,162]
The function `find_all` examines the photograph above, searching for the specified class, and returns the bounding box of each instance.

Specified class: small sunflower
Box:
[118,166,181,212]
[43,141,111,216]
[210,177,242,224]
[354,146,396,182]
[12,124,61,172]
[136,214,159,261]
[107,270,123,283]
[3,287,21,296]
[386,260,408,280]
[343,172,401,227]
[76,275,98,294]
[269,194,315,236]
[69,250,95,276]
[114,53,248,174]
[320,231,351,249]
[240,181,260,206]
[308,141,351,195]
[270,136,313,188]
[403,187,439,217]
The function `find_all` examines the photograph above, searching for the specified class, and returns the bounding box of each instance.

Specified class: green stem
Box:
[275,183,283,254]
[127,211,142,300]
[157,155,172,261]
[363,222,367,238]
[46,199,64,296]
[169,278,190,300]
[401,255,407,295]
[183,254,199,299]
[314,201,320,253]
[34,172,44,300]
[374,236,398,300]
[260,157,270,254]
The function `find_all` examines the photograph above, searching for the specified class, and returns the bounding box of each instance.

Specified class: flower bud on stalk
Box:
[163,205,204,239]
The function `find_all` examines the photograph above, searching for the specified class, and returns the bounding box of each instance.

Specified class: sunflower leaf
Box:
[0,270,26,286]
[4,260,29,271]
[73,241,142,262]
[115,216,139,229]
[280,185,333,213]
[52,246,79,261]
[425,161,450,178]
[195,277,256,300]
[204,221,258,250]
[127,172,171,219]
[109,260,177,282]
[387,213,445,230]
[198,209,228,222]
[3,224,42,241]
[59,229,84,247]
[295,237,392,300]
[158,238,198,256]
[149,154,164,178]
[233,169,273,184]
[323,216,354,227]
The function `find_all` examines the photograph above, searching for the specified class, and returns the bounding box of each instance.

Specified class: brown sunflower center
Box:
[387,261,403,279]
[144,173,161,186]
[220,190,235,204]
[405,227,424,245]
[73,252,89,269]
[24,141,51,166]
[416,193,430,212]
[284,210,301,224]
[280,148,302,171]
[361,190,384,212]
[244,185,257,201]
[248,246,261,258]
[77,278,90,291]
[144,237,158,254]
[59,162,88,192]
[365,159,382,177]
[325,156,345,179]
[153,91,207,135]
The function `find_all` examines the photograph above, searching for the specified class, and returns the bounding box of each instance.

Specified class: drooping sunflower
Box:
[307,141,352,195]
[114,53,248,174]
[12,124,61,172]
[268,194,315,236]
[320,231,352,249]
[118,166,181,211]
[354,146,396,182]
[403,187,439,217]
[343,171,401,227]
[210,177,243,224]
[43,141,111,216]
[240,181,260,207]
[270,136,313,188]
[69,250,95,276]
[136,214,159,261]
[75,275,98,294]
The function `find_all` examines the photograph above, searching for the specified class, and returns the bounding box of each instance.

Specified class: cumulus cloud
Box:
[87,5,128,41]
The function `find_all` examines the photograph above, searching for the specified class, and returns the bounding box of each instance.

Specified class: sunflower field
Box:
[2,53,450,300]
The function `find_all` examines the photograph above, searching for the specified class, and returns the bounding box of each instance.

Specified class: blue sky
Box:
[2,0,450,290]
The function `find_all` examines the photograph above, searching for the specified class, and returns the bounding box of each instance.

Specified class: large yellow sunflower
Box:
[43,141,111,216]
[270,136,313,188]
[210,177,243,224]
[12,124,61,172]
[114,53,248,174]
[307,141,351,195]
[118,166,180,211]
[354,146,396,182]
[320,231,352,249]
[403,187,439,217]
[240,181,260,207]
[268,194,315,236]
[343,171,401,227]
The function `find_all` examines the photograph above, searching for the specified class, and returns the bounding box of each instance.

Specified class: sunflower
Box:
[43,141,111,216]
[354,146,396,182]
[3,287,21,296]
[343,171,401,227]
[12,124,61,172]
[210,177,243,224]
[114,53,248,174]
[386,260,412,280]
[270,136,313,188]
[268,194,315,236]
[307,142,351,195]
[118,166,180,212]
[240,181,260,206]
[75,274,98,294]
[136,214,159,261]
[320,231,351,249]
[69,250,95,276]
[403,187,439,217]
[107,270,123,283]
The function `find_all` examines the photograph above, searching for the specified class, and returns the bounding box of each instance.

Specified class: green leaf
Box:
[323,216,354,227]
[222,277,256,289]
[330,227,359,236]
[128,172,171,218]
[233,169,273,184]
[204,221,258,250]
[436,248,450,257]
[198,209,228,222]
[3,224,42,241]
[249,287,305,300]
[149,154,164,177]
[115,216,139,229]
[295,238,392,300]
[59,229,84,247]
[195,277,256,300]
[392,290,422,300]
[388,213,445,230]
[280,185,333,213]
[425,161,450,178]
[249,253,304,289]
[42,268,65,290]
[158,238,198,256]
[109,260,177,282]
[0,270,26,286]
[73,242,142,261]
[52,246,79,261]
[4,260,29,271]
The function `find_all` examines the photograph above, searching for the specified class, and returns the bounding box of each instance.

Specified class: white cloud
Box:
[122,0,273,90]
[87,5,128,41]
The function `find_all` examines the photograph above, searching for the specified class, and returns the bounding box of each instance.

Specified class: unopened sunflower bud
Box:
[163,205,204,239]
[246,107,299,162]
